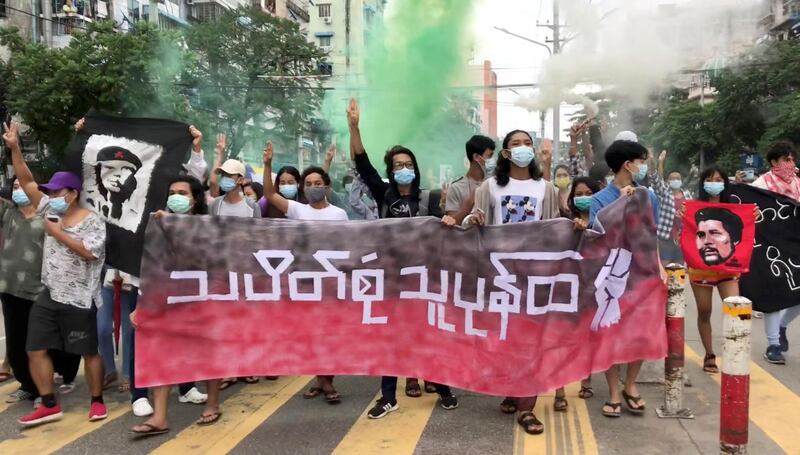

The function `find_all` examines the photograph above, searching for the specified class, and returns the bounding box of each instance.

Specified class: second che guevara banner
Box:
[135,190,667,396]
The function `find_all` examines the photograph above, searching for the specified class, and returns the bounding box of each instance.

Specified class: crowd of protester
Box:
[0,97,798,437]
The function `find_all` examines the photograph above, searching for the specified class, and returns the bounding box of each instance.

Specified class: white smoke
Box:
[519,0,766,113]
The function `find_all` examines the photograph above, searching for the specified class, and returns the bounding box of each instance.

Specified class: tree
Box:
[183,7,326,163]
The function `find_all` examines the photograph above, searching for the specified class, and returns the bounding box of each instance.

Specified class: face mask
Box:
[393,168,415,186]
[344,183,353,193]
[509,146,535,168]
[279,184,298,199]
[167,194,192,214]
[669,179,682,190]
[305,186,327,203]
[479,156,497,176]
[49,196,70,214]
[773,161,798,183]
[630,162,648,182]
[219,176,237,193]
[703,181,725,196]
[605,175,614,185]
[555,177,571,190]
[12,190,30,206]
[573,195,593,212]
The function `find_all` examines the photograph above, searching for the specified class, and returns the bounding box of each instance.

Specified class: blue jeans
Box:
[98,285,136,379]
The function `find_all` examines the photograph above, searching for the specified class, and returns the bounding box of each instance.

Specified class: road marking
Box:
[332,379,438,455]
[513,383,599,455]
[0,397,129,454]
[686,344,800,454]
[150,376,311,455]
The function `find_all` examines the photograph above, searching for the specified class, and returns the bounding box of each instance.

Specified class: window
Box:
[319,62,333,76]
[318,3,331,18]
[0,0,6,18]
[318,36,331,47]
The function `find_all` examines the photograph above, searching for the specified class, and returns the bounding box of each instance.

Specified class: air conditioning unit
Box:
[323,17,332,24]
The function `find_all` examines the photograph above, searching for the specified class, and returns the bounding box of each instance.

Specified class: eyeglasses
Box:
[392,161,415,171]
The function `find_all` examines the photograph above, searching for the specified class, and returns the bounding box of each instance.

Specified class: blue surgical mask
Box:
[12,190,30,207]
[167,194,192,214]
[703,181,725,196]
[669,179,682,190]
[394,168,415,186]
[49,196,69,214]
[573,195,593,212]
[279,184,298,199]
[510,146,535,168]
[632,163,648,182]
[482,157,497,176]
[219,176,237,193]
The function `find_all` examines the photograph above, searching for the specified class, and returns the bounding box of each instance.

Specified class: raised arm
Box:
[323,143,336,173]
[262,141,289,215]
[347,98,387,204]
[186,125,208,184]
[2,121,44,208]
[347,98,366,159]
[208,133,225,197]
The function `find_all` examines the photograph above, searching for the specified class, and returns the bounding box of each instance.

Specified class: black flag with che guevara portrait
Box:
[729,183,800,314]
[67,113,193,277]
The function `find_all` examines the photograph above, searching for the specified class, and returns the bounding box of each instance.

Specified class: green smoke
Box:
[323,0,479,187]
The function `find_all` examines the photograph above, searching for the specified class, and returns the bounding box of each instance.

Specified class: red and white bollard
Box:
[720,296,752,454]
[656,264,694,419]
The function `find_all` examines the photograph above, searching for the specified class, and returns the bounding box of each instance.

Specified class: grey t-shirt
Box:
[218,198,253,218]
[445,176,480,214]
[0,200,45,301]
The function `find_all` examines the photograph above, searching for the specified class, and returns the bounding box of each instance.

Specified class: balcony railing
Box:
[286,0,309,22]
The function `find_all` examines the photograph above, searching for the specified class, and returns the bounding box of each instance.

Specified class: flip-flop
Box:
[131,423,170,437]
[703,354,719,374]
[517,411,544,435]
[405,381,422,398]
[0,372,13,383]
[424,382,437,394]
[622,391,645,415]
[578,386,594,399]
[196,411,222,426]
[303,387,324,399]
[602,402,622,418]
[500,397,518,414]
[243,377,260,384]
[553,396,568,412]
[325,390,342,404]
[219,378,238,391]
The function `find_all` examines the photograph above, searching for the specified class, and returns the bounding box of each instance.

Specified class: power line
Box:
[0,5,90,31]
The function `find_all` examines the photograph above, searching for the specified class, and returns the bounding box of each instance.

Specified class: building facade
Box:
[759,0,800,40]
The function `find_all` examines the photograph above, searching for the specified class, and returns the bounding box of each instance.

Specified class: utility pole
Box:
[537,0,565,161]
[149,0,159,26]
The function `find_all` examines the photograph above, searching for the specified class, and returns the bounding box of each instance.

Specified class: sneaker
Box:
[367,398,398,419]
[440,395,459,410]
[780,327,789,353]
[19,404,63,426]
[89,402,108,421]
[58,382,76,395]
[765,345,786,365]
[33,397,42,409]
[753,311,763,319]
[6,389,35,404]
[178,387,208,404]
[132,397,154,417]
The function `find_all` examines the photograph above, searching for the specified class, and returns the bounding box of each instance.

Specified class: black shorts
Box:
[26,290,98,356]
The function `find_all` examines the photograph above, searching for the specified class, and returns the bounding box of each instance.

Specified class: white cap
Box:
[215,159,246,177]
[614,131,638,143]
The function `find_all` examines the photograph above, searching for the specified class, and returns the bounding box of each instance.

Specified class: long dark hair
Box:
[383,145,422,199]
[275,166,303,202]
[698,165,731,203]
[496,129,543,186]
[568,176,600,217]
[169,174,208,215]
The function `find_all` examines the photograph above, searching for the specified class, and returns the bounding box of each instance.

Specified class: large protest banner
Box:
[730,184,800,314]
[136,190,667,396]
[67,114,193,276]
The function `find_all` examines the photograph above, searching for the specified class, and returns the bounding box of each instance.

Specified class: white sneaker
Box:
[178,387,208,404]
[132,398,154,417]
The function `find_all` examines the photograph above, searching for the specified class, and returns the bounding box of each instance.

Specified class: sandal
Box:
[405,380,422,398]
[243,376,260,384]
[324,390,342,404]
[424,381,437,394]
[602,402,621,418]
[517,411,544,435]
[219,378,238,391]
[102,372,118,390]
[196,411,222,426]
[0,372,13,383]
[703,354,719,374]
[118,380,130,393]
[131,423,170,437]
[622,391,646,414]
[500,397,518,414]
[303,387,323,399]
[554,396,568,412]
[578,386,594,399]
